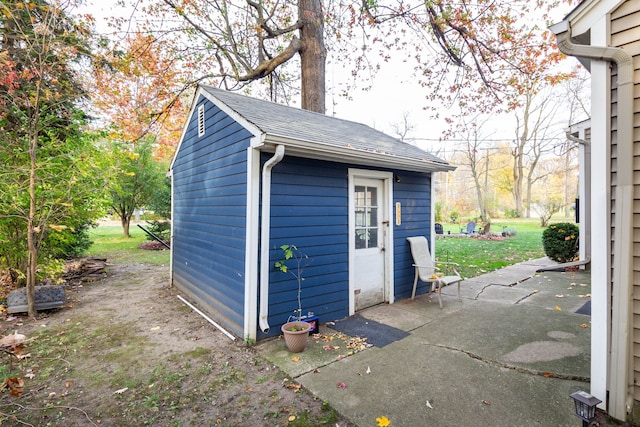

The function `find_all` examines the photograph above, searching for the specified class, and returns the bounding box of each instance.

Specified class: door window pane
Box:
[354,185,379,249]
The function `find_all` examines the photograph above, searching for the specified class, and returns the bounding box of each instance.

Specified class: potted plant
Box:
[275,244,312,353]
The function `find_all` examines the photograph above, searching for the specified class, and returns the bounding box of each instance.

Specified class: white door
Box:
[352,177,388,311]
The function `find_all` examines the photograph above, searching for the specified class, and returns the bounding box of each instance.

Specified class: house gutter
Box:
[258,144,286,333]
[551,21,634,417]
[261,134,456,173]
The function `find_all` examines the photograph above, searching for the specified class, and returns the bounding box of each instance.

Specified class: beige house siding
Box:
[611,0,640,403]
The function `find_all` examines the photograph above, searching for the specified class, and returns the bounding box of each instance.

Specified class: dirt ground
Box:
[0,261,355,426]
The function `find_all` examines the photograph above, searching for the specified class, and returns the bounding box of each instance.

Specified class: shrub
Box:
[504,209,520,219]
[434,202,443,222]
[144,220,171,242]
[542,223,579,263]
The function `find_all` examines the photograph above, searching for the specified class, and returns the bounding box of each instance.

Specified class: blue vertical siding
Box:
[171,96,252,338]
[260,156,349,339]
[172,96,436,340]
[391,171,433,299]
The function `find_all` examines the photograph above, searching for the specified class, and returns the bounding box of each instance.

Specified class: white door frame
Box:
[348,169,394,315]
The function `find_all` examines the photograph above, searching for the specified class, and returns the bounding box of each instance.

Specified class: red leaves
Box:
[1,377,24,397]
[0,332,32,398]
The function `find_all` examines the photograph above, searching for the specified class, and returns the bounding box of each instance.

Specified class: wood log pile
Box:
[63,257,110,285]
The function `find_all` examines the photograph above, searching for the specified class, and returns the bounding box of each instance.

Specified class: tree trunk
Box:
[27,112,40,320]
[298,0,326,113]
[512,147,524,217]
[122,215,131,238]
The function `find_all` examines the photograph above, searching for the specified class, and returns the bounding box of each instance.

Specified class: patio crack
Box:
[473,284,493,300]
[514,290,540,305]
[428,343,590,383]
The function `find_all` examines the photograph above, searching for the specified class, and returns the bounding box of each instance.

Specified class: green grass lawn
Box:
[435,219,550,278]
[87,219,559,279]
[87,223,170,265]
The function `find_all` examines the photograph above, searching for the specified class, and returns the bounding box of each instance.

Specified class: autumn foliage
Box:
[90,32,188,160]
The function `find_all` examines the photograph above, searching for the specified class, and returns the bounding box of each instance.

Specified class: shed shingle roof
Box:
[201,85,452,170]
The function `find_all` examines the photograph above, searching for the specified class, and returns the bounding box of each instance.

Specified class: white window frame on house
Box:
[198,104,205,137]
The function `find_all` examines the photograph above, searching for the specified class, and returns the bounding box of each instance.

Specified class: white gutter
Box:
[261,134,456,173]
[258,145,286,333]
[551,21,634,418]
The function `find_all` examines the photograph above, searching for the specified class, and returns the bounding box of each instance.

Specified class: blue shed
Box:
[169,85,455,341]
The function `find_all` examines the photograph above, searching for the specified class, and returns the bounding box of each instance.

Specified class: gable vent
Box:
[197,104,205,137]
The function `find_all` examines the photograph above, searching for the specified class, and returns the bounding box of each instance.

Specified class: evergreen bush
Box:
[144,220,171,242]
[541,222,579,263]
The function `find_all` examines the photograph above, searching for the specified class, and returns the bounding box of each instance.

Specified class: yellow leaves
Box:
[48,224,68,232]
[555,305,562,311]
[376,415,391,426]
[291,356,300,363]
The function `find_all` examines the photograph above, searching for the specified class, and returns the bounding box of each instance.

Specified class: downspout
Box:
[551,22,634,417]
[258,145,286,333]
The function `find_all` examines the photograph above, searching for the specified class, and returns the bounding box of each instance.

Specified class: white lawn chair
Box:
[406,236,463,308]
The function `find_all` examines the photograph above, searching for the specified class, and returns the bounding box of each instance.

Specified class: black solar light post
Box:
[570,390,602,427]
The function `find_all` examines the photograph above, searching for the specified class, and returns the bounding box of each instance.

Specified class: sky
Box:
[77,0,582,157]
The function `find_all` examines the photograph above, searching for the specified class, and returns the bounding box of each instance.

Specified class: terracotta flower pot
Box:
[281,321,311,353]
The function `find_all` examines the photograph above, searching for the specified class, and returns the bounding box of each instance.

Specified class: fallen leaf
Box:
[543,372,554,378]
[65,381,73,388]
[285,383,302,392]
[376,415,391,427]
[288,415,296,422]
[581,323,589,328]
[555,305,562,311]
[291,356,300,363]
[482,400,491,405]
[2,377,24,397]
[337,382,347,389]
[0,332,26,346]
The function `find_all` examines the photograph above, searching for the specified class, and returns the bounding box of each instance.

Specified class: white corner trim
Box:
[244,147,261,341]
